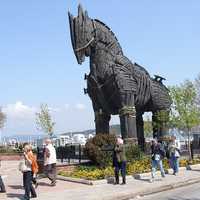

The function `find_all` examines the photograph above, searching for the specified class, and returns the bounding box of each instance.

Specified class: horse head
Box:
[68,4,96,64]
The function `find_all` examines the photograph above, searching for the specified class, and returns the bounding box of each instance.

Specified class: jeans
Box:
[151,159,165,178]
[23,171,36,199]
[114,161,126,184]
[170,156,179,174]
[0,175,6,192]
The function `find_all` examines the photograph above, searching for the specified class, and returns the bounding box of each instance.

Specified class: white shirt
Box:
[175,139,181,150]
[44,144,57,166]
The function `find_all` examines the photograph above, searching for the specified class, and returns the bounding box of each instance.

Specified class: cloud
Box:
[1,102,93,136]
[49,107,60,112]
[3,101,37,119]
[64,104,70,110]
[75,103,86,110]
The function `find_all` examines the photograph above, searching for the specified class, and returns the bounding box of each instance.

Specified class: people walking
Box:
[168,136,181,175]
[150,139,166,182]
[44,139,57,186]
[22,144,37,200]
[113,138,126,185]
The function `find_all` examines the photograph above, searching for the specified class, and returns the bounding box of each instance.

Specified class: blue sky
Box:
[0,0,200,136]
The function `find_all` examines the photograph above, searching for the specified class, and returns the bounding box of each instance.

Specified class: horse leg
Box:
[152,110,169,139]
[95,110,111,134]
[136,112,145,151]
[119,93,137,143]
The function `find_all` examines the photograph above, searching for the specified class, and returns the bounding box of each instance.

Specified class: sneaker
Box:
[51,180,56,186]
[22,195,29,200]
[34,182,38,189]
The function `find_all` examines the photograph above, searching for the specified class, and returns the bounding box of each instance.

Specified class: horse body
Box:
[68,5,171,146]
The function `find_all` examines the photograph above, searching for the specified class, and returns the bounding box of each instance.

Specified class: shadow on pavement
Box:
[6,193,24,200]
[168,198,200,200]
[134,178,150,183]
[8,185,23,189]
[38,181,51,187]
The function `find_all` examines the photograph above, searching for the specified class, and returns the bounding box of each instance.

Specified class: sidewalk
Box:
[1,160,200,200]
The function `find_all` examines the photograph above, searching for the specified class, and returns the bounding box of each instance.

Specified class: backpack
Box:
[159,146,166,158]
[166,149,170,159]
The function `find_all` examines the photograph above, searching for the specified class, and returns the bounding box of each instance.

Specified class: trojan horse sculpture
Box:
[68,5,171,147]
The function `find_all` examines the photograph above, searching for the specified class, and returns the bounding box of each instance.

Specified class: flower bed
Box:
[58,157,200,180]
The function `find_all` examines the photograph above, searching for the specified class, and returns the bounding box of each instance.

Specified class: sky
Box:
[0,0,200,137]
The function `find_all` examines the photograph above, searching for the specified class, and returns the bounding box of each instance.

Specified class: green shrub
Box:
[125,144,144,162]
[84,134,144,167]
[84,134,116,167]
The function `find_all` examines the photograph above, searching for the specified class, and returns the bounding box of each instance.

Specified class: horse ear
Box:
[84,11,89,21]
[78,4,84,22]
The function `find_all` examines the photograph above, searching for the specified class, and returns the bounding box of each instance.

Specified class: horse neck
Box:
[94,20,123,55]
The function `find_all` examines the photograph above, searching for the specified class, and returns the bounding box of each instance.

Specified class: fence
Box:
[56,144,88,164]
[37,141,200,168]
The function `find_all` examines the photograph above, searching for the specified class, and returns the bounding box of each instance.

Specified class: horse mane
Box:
[134,63,150,77]
[94,19,123,54]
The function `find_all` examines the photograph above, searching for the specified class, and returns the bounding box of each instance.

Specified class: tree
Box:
[0,108,6,129]
[169,80,200,160]
[194,73,200,107]
[36,104,55,137]
[0,108,6,143]
[153,110,171,138]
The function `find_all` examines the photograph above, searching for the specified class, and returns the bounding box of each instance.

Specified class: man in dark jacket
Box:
[150,139,165,182]
[113,138,126,185]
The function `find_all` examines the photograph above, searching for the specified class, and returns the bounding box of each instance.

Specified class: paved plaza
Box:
[1,160,200,200]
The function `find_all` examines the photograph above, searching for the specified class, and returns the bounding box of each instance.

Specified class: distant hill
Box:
[61,124,121,136]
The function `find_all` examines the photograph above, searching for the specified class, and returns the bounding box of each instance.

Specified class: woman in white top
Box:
[23,144,37,200]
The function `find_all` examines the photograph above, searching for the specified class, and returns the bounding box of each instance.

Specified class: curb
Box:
[186,164,200,170]
[57,175,135,185]
[133,165,199,180]
[57,175,93,185]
